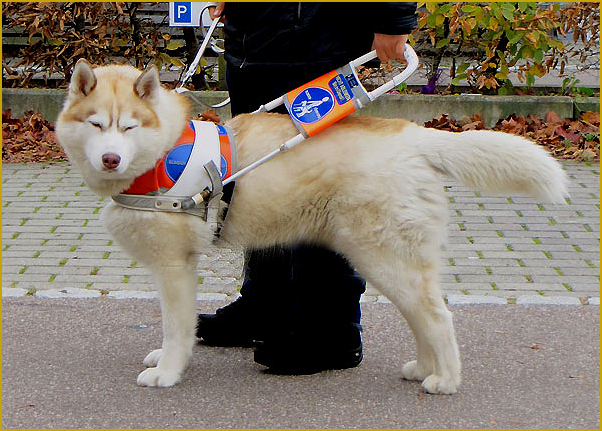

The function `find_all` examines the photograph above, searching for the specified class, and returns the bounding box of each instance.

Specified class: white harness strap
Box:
[164,120,222,197]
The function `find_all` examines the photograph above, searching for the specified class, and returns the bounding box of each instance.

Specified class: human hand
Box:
[372,34,409,63]
[208,2,225,21]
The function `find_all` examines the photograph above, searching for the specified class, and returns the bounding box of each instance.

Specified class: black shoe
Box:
[253,326,363,375]
[196,296,264,347]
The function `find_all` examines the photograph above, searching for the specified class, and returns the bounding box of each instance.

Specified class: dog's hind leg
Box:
[136,254,198,387]
[347,247,461,394]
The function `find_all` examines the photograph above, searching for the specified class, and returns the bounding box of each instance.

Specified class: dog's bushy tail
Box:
[418,127,569,204]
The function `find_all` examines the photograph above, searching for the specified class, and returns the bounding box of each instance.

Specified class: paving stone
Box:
[446,294,507,305]
[515,295,582,305]
[493,282,570,291]
[359,295,377,303]
[108,290,158,299]
[197,293,229,301]
[35,288,102,299]
[376,296,392,304]
[2,288,29,297]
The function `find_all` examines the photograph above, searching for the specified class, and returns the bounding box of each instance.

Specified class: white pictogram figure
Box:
[293,96,331,117]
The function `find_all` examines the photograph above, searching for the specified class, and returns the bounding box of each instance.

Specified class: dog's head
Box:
[56,59,189,196]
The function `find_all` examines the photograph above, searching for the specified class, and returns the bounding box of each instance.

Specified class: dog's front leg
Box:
[137,258,198,387]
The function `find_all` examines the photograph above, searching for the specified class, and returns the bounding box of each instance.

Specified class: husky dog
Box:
[56,60,568,394]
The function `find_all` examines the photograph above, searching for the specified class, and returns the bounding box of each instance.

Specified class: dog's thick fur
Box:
[56,60,569,394]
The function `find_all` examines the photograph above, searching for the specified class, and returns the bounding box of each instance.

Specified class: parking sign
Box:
[169,2,208,27]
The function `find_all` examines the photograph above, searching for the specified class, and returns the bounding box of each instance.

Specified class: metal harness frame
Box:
[111,16,419,235]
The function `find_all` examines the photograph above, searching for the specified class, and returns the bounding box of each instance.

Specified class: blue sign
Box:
[172,2,191,24]
[164,144,193,182]
[290,87,334,124]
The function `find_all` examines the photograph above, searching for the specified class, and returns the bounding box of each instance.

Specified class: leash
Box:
[175,12,230,108]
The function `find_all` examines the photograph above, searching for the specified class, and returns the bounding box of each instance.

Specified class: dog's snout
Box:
[102,153,121,170]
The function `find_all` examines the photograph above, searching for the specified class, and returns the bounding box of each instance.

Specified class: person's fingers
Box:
[208,2,225,21]
[372,34,409,63]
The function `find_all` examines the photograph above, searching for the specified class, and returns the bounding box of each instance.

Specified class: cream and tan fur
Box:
[56,60,569,394]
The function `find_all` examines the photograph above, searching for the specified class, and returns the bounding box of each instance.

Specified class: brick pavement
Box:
[2,161,599,305]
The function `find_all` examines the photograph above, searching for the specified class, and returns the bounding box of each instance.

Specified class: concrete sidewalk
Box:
[1,161,600,428]
[2,161,599,304]
[2,298,599,428]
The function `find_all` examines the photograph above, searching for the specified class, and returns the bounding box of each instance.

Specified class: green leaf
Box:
[506,30,522,45]
[491,2,502,20]
[166,40,184,50]
[452,73,467,85]
[397,82,408,92]
[436,38,449,49]
[495,70,508,80]
[438,3,453,14]
[426,12,438,28]
[426,2,439,14]
[575,87,594,97]
[169,57,185,67]
[520,45,534,59]
[456,62,470,74]
[533,49,544,63]
[502,8,514,20]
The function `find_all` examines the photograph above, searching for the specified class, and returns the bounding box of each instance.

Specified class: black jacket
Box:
[223,2,418,68]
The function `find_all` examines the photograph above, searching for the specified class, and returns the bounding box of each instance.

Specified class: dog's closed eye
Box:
[88,120,103,129]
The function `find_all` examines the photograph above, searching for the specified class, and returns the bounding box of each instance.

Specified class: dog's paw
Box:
[401,360,430,381]
[136,367,181,387]
[421,374,459,395]
[143,349,162,367]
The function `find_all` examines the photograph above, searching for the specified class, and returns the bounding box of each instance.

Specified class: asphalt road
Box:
[2,298,599,429]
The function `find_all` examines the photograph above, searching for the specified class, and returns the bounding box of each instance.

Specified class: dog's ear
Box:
[134,65,161,100]
[70,59,97,97]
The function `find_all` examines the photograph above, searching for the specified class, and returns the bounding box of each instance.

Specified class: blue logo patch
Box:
[328,74,353,105]
[290,87,334,124]
[220,154,228,179]
[164,144,193,182]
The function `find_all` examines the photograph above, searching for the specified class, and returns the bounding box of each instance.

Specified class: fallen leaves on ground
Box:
[2,109,65,163]
[424,110,600,162]
[3,108,600,163]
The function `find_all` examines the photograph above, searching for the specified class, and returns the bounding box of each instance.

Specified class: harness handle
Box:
[253,44,418,113]
[222,44,419,186]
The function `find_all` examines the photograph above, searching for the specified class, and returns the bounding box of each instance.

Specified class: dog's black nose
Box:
[102,153,121,170]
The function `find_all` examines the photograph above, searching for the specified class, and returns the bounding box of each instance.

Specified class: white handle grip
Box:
[365,44,419,101]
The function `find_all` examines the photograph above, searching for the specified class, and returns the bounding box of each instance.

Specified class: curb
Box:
[3,288,599,306]
[2,88,599,127]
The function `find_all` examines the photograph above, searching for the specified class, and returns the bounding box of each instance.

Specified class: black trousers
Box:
[226,62,366,330]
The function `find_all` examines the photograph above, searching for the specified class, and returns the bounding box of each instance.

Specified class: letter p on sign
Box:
[169,2,204,27]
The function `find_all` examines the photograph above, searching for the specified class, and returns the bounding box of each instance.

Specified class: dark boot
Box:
[254,322,363,374]
[197,295,264,347]
[196,246,294,347]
